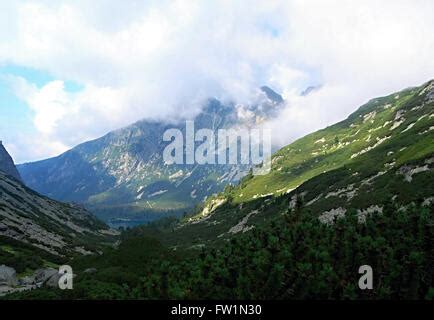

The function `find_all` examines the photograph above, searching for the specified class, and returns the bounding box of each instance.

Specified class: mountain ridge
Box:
[140,79,434,249]
[4,80,434,300]
[18,87,284,225]
[0,142,117,297]
[0,141,22,182]
[0,169,114,256]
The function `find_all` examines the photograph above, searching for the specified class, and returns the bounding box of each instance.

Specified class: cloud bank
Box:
[1,0,434,162]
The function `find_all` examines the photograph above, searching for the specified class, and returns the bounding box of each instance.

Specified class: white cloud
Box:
[10,78,70,134]
[1,0,434,162]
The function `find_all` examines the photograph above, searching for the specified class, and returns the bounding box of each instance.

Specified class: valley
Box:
[2,79,432,300]
[17,87,283,225]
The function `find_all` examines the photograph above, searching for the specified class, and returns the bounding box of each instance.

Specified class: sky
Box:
[1,0,434,163]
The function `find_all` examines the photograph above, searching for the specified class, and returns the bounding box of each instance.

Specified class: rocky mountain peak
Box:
[17,89,285,225]
[260,86,284,104]
[0,141,22,182]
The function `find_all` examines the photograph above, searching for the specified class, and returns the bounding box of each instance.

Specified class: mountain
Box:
[260,85,284,104]
[300,85,321,96]
[147,79,434,248]
[11,80,433,300]
[0,144,118,296]
[0,144,115,259]
[231,80,433,205]
[0,141,21,182]
[18,87,284,225]
[0,170,115,256]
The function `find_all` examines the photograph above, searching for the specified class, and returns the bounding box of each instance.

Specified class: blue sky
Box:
[1,0,434,163]
[0,65,39,148]
[0,64,84,162]
[0,65,83,124]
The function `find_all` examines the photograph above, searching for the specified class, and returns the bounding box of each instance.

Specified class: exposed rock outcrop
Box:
[0,170,113,256]
[0,265,17,286]
[0,141,21,182]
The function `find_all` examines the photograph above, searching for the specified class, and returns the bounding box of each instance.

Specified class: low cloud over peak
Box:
[1,0,434,162]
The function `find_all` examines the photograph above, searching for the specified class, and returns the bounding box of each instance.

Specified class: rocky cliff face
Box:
[0,169,115,256]
[0,142,21,182]
[18,87,284,224]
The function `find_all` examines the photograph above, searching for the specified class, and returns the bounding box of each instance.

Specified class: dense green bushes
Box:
[7,201,433,300]
[0,236,64,274]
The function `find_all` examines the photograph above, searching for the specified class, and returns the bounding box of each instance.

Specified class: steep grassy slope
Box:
[145,80,434,248]
[232,82,433,202]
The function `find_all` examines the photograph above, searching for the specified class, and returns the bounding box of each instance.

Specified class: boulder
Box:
[34,268,58,285]
[0,284,36,297]
[19,275,36,286]
[0,265,17,286]
[0,285,14,297]
[45,272,62,288]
